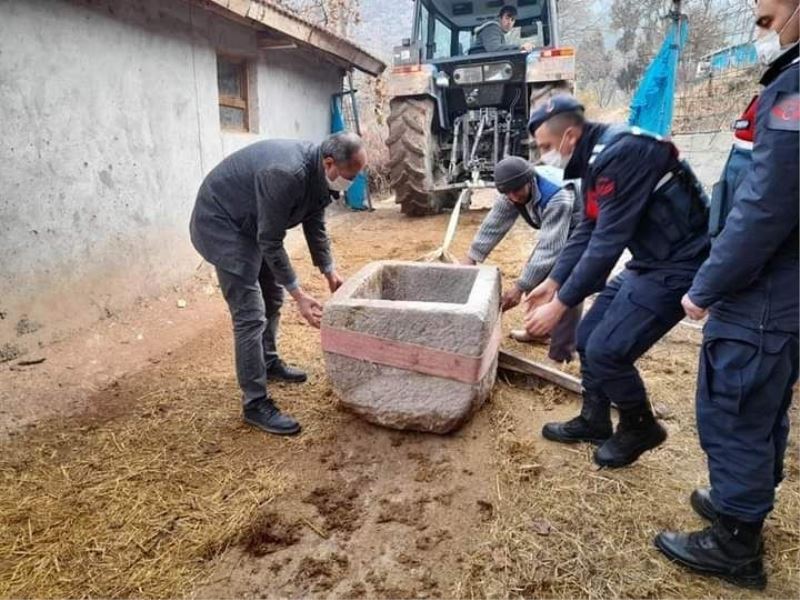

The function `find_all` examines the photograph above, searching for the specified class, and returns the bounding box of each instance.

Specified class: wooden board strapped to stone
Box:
[498,350,582,394]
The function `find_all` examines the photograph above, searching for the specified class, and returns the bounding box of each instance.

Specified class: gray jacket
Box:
[468,176,582,292]
[190,140,333,291]
[473,21,518,53]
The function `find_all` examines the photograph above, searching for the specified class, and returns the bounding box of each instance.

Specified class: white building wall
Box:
[0,0,343,349]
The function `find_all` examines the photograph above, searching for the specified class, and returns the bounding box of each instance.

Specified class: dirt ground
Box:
[0,197,797,599]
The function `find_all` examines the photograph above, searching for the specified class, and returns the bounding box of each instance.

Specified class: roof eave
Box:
[204,0,386,76]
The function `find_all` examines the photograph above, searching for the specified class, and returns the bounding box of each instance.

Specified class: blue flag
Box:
[629,15,689,137]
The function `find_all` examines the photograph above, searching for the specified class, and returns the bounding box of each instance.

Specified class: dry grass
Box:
[459,321,800,599]
[0,373,288,598]
[461,435,800,598]
[1,204,797,599]
[346,203,800,598]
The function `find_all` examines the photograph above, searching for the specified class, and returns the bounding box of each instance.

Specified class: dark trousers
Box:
[576,268,693,410]
[548,303,583,363]
[216,262,284,407]
[697,318,798,522]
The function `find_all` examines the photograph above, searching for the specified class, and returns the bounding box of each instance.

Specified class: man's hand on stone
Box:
[523,278,559,310]
[325,270,344,294]
[292,289,324,329]
[460,256,477,266]
[524,296,567,337]
[501,284,524,312]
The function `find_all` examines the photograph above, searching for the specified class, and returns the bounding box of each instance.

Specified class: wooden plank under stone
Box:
[498,350,583,394]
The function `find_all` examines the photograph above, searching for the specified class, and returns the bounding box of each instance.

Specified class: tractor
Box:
[386,0,576,216]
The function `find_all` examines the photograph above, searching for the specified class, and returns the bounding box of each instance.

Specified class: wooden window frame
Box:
[217,53,250,133]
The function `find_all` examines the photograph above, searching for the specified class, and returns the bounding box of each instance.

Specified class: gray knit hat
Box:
[494,156,534,193]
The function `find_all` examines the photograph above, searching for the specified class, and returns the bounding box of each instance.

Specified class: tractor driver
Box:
[472,5,535,54]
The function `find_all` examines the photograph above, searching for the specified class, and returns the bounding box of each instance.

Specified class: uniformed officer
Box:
[190,132,366,436]
[462,157,583,362]
[523,95,710,468]
[655,0,799,589]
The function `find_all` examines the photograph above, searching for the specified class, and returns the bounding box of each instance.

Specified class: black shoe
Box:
[243,398,301,436]
[593,407,667,468]
[691,487,719,522]
[267,360,307,383]
[654,517,766,590]
[542,391,613,445]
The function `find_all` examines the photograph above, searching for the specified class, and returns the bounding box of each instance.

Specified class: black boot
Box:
[267,359,308,383]
[655,515,766,590]
[542,391,613,445]
[243,397,301,436]
[691,487,719,522]
[593,405,666,468]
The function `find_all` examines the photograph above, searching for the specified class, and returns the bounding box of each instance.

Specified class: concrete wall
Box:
[0,0,343,352]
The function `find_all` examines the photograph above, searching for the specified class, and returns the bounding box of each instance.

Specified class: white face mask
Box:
[326,174,354,193]
[540,149,569,169]
[539,128,573,169]
[754,6,800,66]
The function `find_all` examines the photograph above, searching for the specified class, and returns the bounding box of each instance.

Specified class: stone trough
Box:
[321,260,502,434]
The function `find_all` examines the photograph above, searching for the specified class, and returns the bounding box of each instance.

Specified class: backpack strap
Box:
[589,125,670,166]
[534,173,562,209]
[513,173,563,229]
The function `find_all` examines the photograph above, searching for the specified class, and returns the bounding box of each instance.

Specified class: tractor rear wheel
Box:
[386,97,443,217]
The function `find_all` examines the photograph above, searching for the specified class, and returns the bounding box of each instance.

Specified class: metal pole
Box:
[503,114,511,158]
[669,0,683,136]
[462,112,470,172]
[548,0,561,47]
[492,110,500,168]
[449,117,461,180]
[411,0,422,43]
[469,110,487,165]
[347,69,361,136]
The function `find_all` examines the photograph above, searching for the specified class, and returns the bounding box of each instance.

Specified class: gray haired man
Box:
[190,132,367,436]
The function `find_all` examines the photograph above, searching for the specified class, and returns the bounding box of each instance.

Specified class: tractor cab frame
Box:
[386,0,576,215]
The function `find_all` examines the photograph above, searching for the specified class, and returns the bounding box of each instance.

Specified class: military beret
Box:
[494,156,534,193]
[528,94,585,134]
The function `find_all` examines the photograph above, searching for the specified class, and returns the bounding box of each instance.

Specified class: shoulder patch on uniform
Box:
[595,176,616,199]
[768,92,800,132]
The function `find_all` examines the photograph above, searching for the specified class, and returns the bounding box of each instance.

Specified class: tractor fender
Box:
[387,66,447,129]
[387,65,436,98]
[388,92,447,131]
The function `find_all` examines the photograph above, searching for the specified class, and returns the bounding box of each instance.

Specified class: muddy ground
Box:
[0,198,797,599]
